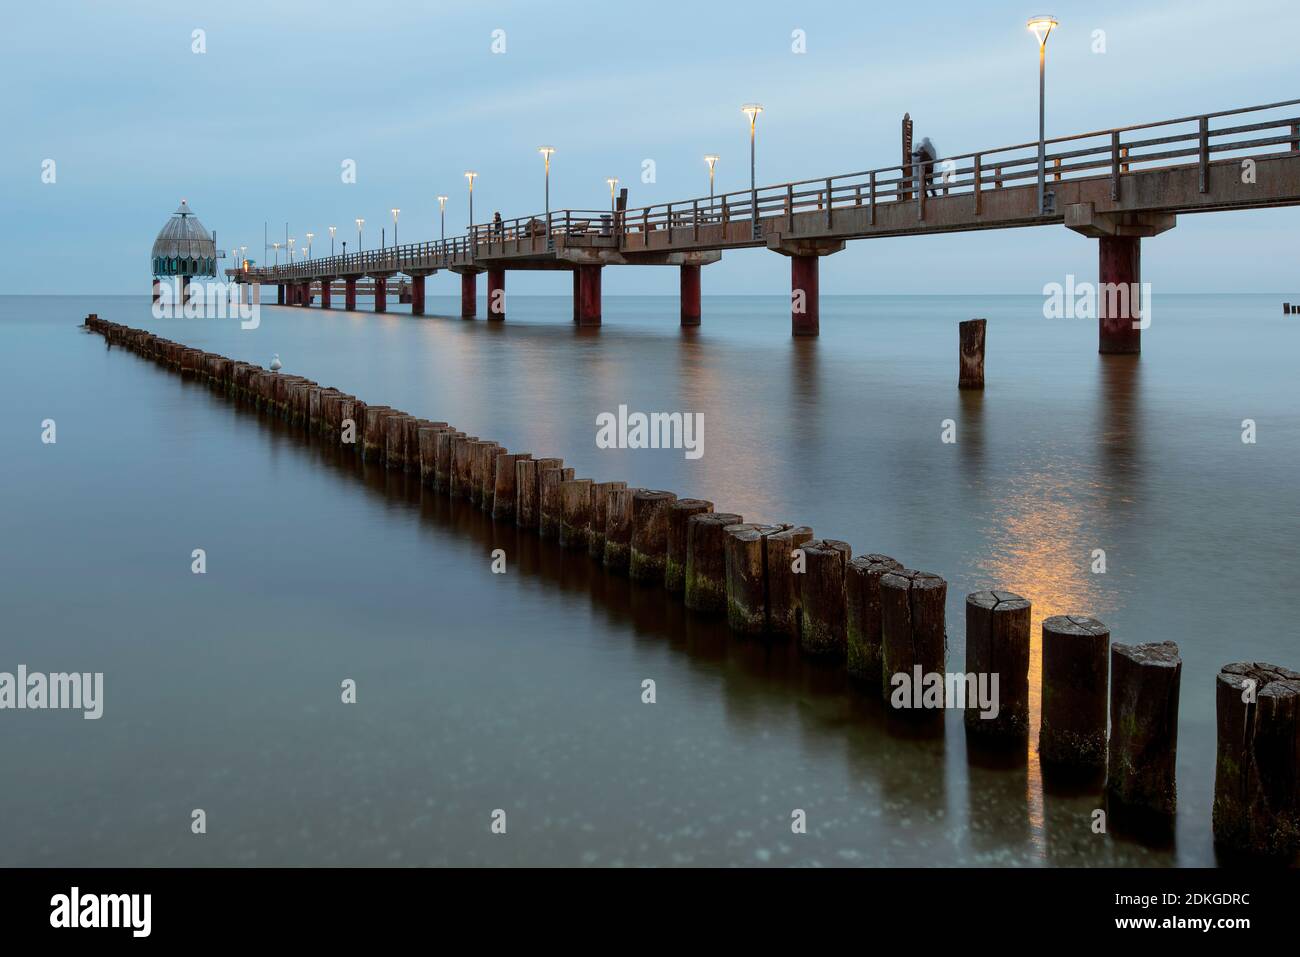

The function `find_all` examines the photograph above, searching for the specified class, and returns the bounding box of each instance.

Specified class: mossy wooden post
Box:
[362,406,393,462]
[403,416,436,473]
[959,318,986,389]
[434,431,463,491]
[450,435,479,499]
[684,513,743,613]
[466,441,491,505]
[478,443,505,511]
[1107,641,1181,817]
[964,591,1032,743]
[515,459,540,529]
[845,554,903,683]
[629,491,678,582]
[603,487,640,573]
[798,540,853,657]
[665,499,713,593]
[417,426,445,486]
[492,452,531,523]
[766,526,814,637]
[879,569,948,711]
[1213,662,1300,857]
[587,481,628,560]
[338,398,364,451]
[724,523,787,634]
[386,413,414,471]
[539,465,574,540]
[1039,615,1110,770]
[559,478,594,549]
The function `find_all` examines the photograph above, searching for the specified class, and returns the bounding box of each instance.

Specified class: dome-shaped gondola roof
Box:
[151,200,217,277]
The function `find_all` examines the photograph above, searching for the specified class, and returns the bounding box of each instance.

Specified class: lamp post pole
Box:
[742,104,763,236]
[437,196,448,244]
[1028,16,1058,216]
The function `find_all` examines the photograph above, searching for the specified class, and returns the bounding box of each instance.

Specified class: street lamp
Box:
[328,225,336,257]
[1028,15,1058,216]
[704,154,719,213]
[391,208,400,248]
[437,195,448,243]
[538,146,555,227]
[742,104,763,233]
[464,171,477,235]
[272,241,280,266]
[606,177,619,213]
[305,232,314,260]
[288,237,295,262]
[355,217,364,252]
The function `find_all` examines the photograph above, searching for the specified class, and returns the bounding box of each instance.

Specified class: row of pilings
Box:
[84,313,1299,860]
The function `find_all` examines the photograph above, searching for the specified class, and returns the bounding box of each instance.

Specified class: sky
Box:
[2,0,1298,295]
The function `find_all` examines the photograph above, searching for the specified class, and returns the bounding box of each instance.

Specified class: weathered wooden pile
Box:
[83,314,1299,859]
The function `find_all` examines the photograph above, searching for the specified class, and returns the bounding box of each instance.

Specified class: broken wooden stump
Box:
[880,569,948,711]
[629,490,678,583]
[539,465,574,540]
[845,554,903,684]
[362,406,394,463]
[1039,615,1110,771]
[798,539,853,658]
[602,487,640,574]
[724,523,788,634]
[1213,662,1300,858]
[491,452,532,523]
[559,478,594,550]
[683,512,743,614]
[964,590,1031,743]
[449,435,479,499]
[766,525,815,638]
[587,481,628,560]
[1107,641,1181,818]
[665,499,713,593]
[959,318,986,389]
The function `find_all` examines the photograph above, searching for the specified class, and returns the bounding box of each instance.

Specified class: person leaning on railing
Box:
[911,136,939,197]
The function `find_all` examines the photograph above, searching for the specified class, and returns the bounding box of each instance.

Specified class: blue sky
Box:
[2,0,1297,294]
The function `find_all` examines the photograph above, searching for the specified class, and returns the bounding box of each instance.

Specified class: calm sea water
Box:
[2,291,1297,867]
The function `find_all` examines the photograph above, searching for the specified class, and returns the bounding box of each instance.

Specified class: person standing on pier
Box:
[912,136,939,197]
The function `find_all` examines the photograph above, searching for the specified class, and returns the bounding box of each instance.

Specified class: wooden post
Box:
[417,425,446,486]
[964,591,1031,743]
[434,431,463,490]
[587,481,628,560]
[1039,615,1110,770]
[362,406,394,463]
[798,539,853,657]
[385,414,414,471]
[959,318,986,390]
[450,435,480,499]
[559,478,594,549]
[1107,641,1182,817]
[629,490,678,582]
[492,452,532,523]
[539,465,574,539]
[479,444,506,511]
[1213,662,1300,857]
[724,523,788,634]
[880,569,947,710]
[684,512,743,614]
[765,525,815,637]
[665,499,713,593]
[468,441,499,506]
[518,457,560,530]
[603,487,641,573]
[845,554,903,683]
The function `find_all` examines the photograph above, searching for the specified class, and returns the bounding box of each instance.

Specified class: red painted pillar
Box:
[345,277,357,311]
[277,284,284,305]
[320,279,332,309]
[374,276,387,313]
[791,254,819,336]
[577,265,602,326]
[572,270,581,322]
[410,275,425,315]
[680,264,701,326]
[1098,236,1141,354]
[461,272,477,319]
[488,268,506,320]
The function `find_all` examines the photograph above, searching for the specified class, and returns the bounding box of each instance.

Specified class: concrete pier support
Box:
[572,270,581,322]
[344,277,357,311]
[576,265,602,326]
[460,272,477,319]
[488,268,505,321]
[790,255,819,336]
[1098,236,1141,354]
[680,264,701,326]
[320,278,332,309]
[277,284,285,305]
[409,275,425,315]
[374,277,387,313]
[1064,204,1175,356]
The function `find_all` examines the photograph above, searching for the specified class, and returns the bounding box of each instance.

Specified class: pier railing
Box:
[242,96,1300,282]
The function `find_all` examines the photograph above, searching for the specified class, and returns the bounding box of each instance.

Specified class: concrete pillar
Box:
[344,277,357,311]
[1098,235,1141,355]
[680,264,701,326]
[791,254,819,336]
[374,277,387,313]
[577,265,602,326]
[410,275,425,315]
[277,283,285,305]
[460,272,477,319]
[320,278,332,309]
[488,268,505,321]
[572,270,581,322]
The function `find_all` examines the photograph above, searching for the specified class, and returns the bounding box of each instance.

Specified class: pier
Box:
[232,98,1300,352]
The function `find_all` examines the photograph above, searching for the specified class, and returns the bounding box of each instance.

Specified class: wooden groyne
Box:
[83,314,1299,861]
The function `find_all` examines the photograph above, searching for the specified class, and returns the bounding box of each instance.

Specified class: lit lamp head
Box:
[391,208,399,220]
[606,177,619,197]
[464,170,477,190]
[538,145,555,166]
[328,226,336,238]
[355,217,364,229]
[742,103,764,129]
[704,154,719,173]
[437,195,448,211]
[1028,14,1058,46]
